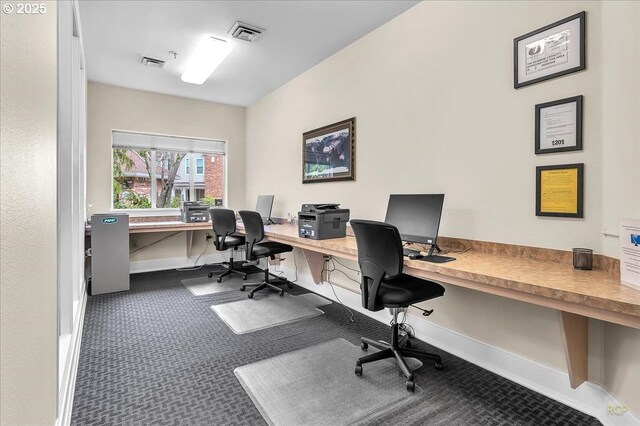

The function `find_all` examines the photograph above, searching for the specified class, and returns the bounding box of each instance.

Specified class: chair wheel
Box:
[248,293,254,299]
[355,363,362,376]
[240,286,245,291]
[216,277,222,283]
[287,283,293,288]
[404,340,412,349]
[208,272,213,278]
[279,290,284,296]
[242,275,248,280]
[406,380,415,392]
[360,342,368,351]
[434,360,443,370]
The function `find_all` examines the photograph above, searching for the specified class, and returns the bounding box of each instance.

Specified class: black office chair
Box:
[207,208,248,282]
[350,219,445,392]
[238,210,293,298]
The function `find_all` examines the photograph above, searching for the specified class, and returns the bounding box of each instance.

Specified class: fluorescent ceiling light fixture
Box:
[181,37,232,85]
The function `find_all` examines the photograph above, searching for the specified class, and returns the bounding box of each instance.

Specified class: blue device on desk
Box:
[632,234,640,246]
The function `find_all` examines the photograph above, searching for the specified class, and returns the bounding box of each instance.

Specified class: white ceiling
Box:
[79,0,419,107]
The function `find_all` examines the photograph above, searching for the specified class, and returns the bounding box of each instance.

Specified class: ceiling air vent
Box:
[140,56,165,68]
[229,21,265,42]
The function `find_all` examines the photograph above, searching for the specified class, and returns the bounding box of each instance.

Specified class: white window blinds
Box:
[112,130,226,154]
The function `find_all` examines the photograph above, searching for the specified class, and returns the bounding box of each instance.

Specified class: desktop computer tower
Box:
[90,213,130,295]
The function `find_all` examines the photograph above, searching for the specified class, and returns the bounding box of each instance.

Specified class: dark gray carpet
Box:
[71,269,601,426]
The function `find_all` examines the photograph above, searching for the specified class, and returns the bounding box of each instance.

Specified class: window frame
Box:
[196,157,204,175]
[110,130,226,216]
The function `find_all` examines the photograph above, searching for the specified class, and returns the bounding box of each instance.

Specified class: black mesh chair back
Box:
[238,210,293,298]
[351,219,403,278]
[210,208,238,250]
[238,210,265,260]
[207,208,247,282]
[350,219,404,311]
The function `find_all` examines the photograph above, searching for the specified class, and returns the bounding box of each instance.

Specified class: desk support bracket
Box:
[558,311,588,389]
[302,249,326,284]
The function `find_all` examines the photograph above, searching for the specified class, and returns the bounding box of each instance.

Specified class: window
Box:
[112,131,226,210]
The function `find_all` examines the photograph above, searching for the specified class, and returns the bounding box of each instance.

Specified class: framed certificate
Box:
[514,12,586,89]
[535,95,583,154]
[536,163,584,218]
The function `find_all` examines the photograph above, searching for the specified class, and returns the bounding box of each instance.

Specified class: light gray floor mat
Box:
[181,274,251,296]
[234,337,423,426]
[211,293,331,334]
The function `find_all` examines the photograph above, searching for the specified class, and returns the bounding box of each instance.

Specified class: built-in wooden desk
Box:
[88,220,640,388]
[258,223,640,389]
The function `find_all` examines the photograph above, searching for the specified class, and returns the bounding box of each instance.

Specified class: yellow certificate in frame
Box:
[536,164,584,218]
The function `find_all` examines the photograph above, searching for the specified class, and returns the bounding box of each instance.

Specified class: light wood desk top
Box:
[89,220,640,327]
[260,224,640,329]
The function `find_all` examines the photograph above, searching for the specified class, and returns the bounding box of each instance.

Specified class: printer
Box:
[181,201,209,223]
[298,204,350,240]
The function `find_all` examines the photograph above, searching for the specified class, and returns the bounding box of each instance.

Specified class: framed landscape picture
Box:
[302,117,356,184]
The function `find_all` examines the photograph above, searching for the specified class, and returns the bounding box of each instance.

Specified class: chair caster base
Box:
[361,342,368,351]
[405,380,415,392]
[240,286,245,291]
[355,362,362,376]
[248,292,254,299]
[216,277,222,283]
[207,272,213,278]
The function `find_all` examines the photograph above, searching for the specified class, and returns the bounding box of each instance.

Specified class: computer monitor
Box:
[256,195,275,224]
[384,194,445,256]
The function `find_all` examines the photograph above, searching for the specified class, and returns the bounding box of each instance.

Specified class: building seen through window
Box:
[112,132,225,209]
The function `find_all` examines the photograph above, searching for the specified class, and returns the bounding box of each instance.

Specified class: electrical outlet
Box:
[269,256,282,266]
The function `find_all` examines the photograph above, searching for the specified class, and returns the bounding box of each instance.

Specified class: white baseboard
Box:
[57,287,88,426]
[281,266,639,426]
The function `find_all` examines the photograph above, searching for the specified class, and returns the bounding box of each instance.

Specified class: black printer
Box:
[181,201,209,223]
[298,204,350,240]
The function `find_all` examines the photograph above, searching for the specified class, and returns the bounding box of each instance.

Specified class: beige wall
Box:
[0,2,59,424]
[86,82,246,261]
[246,0,640,415]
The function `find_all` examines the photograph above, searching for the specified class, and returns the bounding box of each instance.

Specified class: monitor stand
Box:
[427,244,442,257]
[263,218,275,225]
[424,244,456,263]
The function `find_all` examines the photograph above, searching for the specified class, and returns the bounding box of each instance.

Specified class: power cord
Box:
[129,232,181,255]
[176,241,210,271]
[323,258,355,322]
[332,257,360,274]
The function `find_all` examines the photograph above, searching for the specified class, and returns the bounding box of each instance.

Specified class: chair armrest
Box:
[360,260,385,311]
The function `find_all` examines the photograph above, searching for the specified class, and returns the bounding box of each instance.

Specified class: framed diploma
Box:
[535,95,583,154]
[536,163,584,218]
[514,11,586,89]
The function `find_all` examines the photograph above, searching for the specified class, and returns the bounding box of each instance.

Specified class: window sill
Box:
[110,208,181,218]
